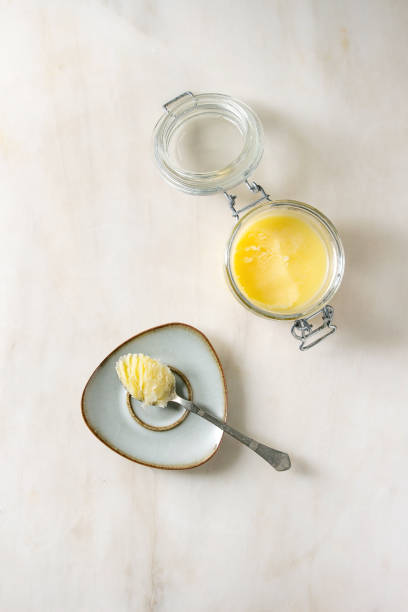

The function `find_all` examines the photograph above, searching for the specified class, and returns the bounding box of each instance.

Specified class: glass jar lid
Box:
[153,92,264,195]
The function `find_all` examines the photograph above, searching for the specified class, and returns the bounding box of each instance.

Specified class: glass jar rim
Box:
[153,92,264,195]
[225,200,345,320]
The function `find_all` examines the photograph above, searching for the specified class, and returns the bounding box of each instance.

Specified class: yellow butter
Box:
[232,213,328,313]
[115,353,175,407]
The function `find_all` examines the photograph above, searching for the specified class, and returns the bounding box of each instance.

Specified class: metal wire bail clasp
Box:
[224,179,270,221]
[291,305,337,350]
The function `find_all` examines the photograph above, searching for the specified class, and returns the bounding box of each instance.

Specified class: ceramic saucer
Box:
[81,323,228,469]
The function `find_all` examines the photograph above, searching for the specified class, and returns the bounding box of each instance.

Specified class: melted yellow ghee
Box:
[232,213,328,313]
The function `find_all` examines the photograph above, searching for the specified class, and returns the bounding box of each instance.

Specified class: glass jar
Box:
[225,200,344,317]
[154,91,345,350]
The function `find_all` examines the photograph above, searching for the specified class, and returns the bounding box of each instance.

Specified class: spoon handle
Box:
[177,397,291,471]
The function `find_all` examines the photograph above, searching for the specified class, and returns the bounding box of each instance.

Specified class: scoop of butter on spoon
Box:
[115,353,291,472]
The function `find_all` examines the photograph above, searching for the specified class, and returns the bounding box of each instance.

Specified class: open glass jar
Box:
[154,91,345,350]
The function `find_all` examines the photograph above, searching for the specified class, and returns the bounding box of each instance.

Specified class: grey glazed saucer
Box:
[81,323,228,469]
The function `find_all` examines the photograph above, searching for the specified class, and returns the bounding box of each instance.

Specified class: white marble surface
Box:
[1,1,408,610]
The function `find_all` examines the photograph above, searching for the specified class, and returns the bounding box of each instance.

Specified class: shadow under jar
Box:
[153,91,345,350]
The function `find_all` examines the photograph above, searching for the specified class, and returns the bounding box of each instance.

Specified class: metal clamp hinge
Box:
[224,179,270,220]
[291,305,337,351]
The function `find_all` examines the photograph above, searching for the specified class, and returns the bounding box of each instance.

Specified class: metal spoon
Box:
[169,393,291,472]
